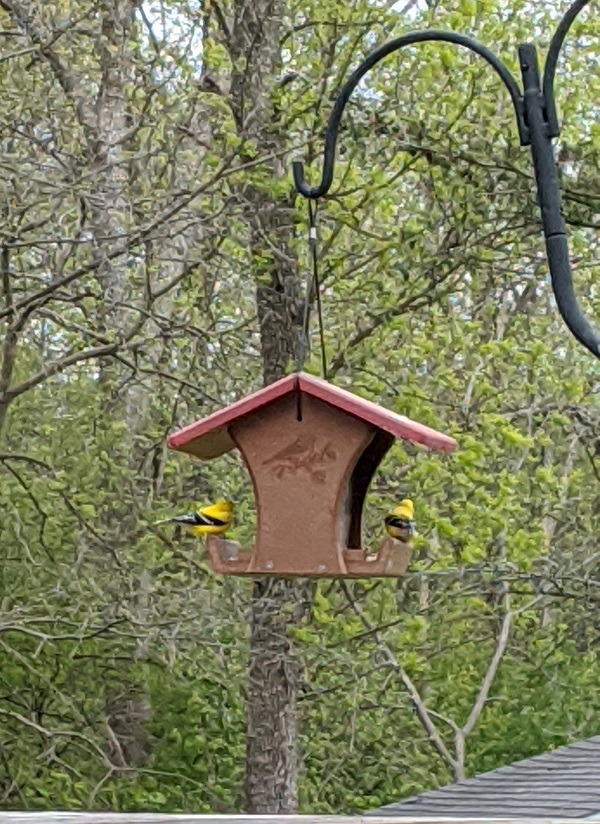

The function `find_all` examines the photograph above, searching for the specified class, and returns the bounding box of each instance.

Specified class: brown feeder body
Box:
[167,373,457,578]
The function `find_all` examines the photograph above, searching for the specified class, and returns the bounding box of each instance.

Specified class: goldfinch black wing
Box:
[172,512,229,528]
[385,515,416,534]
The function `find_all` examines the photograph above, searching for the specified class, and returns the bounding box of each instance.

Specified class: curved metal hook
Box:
[543,0,594,137]
[292,15,600,360]
[526,0,599,359]
[292,30,526,199]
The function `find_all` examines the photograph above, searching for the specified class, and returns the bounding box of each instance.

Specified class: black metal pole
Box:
[519,43,599,357]
[293,0,599,360]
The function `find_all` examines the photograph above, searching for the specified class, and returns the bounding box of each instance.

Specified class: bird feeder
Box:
[167,372,457,578]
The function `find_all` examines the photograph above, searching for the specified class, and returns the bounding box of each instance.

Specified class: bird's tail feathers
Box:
[154,514,197,526]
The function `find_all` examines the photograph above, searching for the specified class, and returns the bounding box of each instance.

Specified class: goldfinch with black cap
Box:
[155,500,233,537]
[384,498,416,543]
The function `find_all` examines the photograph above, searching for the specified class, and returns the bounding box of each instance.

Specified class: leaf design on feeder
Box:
[263,434,337,483]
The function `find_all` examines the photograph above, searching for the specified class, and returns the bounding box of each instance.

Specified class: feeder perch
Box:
[167,372,457,577]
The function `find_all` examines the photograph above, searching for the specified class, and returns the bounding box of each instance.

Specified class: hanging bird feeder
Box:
[167,372,457,578]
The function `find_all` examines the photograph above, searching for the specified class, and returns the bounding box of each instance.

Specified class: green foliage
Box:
[0,0,598,814]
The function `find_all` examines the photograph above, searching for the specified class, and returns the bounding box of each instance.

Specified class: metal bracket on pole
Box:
[293,0,599,359]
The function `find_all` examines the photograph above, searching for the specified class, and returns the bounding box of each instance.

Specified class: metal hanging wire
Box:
[299,199,328,380]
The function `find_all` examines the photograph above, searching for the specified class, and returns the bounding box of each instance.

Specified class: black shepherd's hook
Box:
[293,0,599,360]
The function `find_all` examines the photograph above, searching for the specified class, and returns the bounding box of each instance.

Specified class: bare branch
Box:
[0,0,96,136]
[5,342,120,400]
[461,609,512,739]
[339,581,460,776]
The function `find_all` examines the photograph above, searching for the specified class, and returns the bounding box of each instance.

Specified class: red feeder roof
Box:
[168,372,457,460]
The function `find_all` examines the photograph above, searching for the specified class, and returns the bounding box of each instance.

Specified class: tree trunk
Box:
[228,0,312,813]
[245,578,309,813]
[90,0,153,770]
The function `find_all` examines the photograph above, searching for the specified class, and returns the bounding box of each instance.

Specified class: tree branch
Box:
[339,581,460,776]
[5,342,120,400]
[0,0,96,137]
[461,609,512,738]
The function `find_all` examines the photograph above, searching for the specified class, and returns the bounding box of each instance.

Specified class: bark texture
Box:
[92,0,153,768]
[228,0,312,813]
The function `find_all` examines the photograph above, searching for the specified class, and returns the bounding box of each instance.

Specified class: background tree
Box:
[0,0,598,813]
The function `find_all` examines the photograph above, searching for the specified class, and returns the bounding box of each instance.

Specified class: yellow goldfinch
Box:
[155,499,233,537]
[384,498,416,542]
